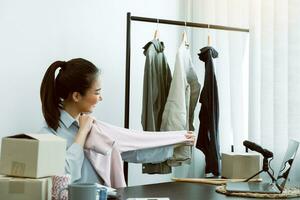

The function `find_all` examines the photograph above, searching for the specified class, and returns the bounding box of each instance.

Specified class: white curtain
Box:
[249,0,300,181]
[176,0,300,181]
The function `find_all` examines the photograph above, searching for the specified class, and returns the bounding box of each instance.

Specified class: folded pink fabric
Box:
[84,121,190,188]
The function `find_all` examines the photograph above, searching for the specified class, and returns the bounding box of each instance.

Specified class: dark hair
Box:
[40,58,99,131]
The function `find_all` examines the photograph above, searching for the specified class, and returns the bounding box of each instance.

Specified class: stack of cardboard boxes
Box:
[0,133,66,200]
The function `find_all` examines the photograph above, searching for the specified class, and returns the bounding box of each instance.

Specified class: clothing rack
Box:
[123,12,249,183]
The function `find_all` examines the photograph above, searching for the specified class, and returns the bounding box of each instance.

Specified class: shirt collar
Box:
[60,109,79,128]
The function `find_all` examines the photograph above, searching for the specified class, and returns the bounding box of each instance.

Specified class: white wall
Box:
[0,0,187,186]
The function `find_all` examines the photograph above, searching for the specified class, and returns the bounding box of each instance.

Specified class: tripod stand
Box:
[244,157,276,183]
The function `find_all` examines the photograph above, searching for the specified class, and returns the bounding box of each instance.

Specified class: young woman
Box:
[40,58,195,184]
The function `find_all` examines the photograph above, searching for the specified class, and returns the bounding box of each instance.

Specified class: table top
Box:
[115,181,300,200]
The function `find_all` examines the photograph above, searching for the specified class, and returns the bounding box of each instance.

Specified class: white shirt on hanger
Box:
[161,42,201,166]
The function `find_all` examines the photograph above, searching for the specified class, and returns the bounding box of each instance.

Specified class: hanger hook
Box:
[207,24,211,46]
[208,24,210,35]
[156,18,159,29]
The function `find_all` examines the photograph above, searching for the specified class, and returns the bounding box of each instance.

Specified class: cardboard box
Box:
[0,176,52,200]
[221,152,260,179]
[0,134,66,178]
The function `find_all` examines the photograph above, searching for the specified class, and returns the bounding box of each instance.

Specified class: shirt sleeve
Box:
[141,51,158,131]
[86,121,190,153]
[65,143,84,182]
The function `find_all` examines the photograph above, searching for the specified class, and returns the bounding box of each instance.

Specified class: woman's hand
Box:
[74,114,95,147]
[185,131,196,146]
[78,114,95,134]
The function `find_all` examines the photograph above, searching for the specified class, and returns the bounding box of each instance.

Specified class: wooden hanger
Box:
[153,30,159,40]
[207,24,211,46]
[181,21,189,47]
[153,19,160,40]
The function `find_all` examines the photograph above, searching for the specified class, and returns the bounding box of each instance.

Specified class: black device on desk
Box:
[226,139,299,194]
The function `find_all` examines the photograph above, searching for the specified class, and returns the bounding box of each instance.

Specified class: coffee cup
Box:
[59,183,97,200]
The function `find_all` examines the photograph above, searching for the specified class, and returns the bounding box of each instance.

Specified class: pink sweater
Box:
[84,121,191,188]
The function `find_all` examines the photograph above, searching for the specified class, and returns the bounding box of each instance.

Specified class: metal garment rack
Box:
[123,12,249,183]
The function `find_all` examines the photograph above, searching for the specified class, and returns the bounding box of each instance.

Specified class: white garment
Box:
[161,43,191,131]
[161,43,200,166]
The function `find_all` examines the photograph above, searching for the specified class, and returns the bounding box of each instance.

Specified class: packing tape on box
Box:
[10,161,25,176]
[9,180,25,194]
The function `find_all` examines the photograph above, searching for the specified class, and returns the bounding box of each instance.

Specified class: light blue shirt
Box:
[40,110,174,183]
[40,110,102,184]
[122,147,173,163]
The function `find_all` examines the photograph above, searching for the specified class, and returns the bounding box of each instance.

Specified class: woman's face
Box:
[77,76,102,113]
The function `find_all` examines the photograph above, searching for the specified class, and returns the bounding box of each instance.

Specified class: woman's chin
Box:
[84,106,96,113]
[89,108,95,113]
[82,109,93,114]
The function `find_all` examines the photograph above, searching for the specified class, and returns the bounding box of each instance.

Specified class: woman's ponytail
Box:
[40,58,99,131]
[40,61,65,131]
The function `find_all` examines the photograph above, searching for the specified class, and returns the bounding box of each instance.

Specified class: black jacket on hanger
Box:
[196,46,220,176]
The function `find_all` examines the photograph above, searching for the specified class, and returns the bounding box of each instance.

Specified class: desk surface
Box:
[116,181,300,200]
